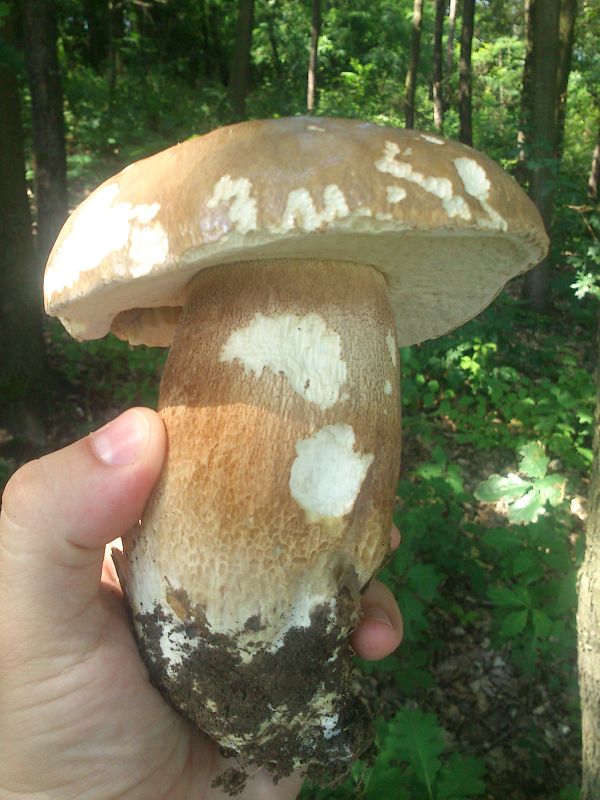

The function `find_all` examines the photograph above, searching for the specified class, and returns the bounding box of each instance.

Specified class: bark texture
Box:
[0,7,48,439]
[445,0,458,89]
[522,0,561,313]
[307,0,321,113]
[458,0,475,145]
[229,0,255,120]
[516,0,536,185]
[432,0,446,132]
[589,116,600,201]
[577,317,600,800]
[556,0,578,158]
[404,0,424,129]
[22,0,68,261]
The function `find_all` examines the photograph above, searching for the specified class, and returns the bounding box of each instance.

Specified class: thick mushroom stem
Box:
[121,259,401,787]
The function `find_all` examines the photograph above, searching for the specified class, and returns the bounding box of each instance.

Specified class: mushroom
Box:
[43,117,547,791]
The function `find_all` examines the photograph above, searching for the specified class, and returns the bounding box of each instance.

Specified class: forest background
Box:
[1,0,599,798]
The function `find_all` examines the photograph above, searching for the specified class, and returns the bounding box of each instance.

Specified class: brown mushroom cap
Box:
[44,116,547,347]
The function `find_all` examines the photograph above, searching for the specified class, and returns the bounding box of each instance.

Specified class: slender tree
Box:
[404,0,424,129]
[83,0,109,71]
[307,0,321,113]
[107,0,125,110]
[458,0,475,145]
[21,0,68,261]
[265,0,283,84]
[229,0,255,120]
[432,0,446,132]
[444,0,458,103]
[578,316,600,800]
[556,0,578,157]
[589,117,600,201]
[0,5,47,440]
[516,0,536,184]
[522,0,561,312]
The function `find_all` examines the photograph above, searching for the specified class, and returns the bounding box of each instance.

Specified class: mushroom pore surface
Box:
[119,258,401,789]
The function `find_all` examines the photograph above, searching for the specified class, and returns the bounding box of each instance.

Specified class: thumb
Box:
[0,408,166,638]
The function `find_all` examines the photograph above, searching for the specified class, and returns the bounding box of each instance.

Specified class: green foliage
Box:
[47,321,166,430]
[570,213,600,301]
[475,442,566,524]
[302,709,485,799]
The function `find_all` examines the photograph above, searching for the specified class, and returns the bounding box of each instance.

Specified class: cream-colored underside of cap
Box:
[49,226,536,348]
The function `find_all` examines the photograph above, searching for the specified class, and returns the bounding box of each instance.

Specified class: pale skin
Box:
[0,408,403,800]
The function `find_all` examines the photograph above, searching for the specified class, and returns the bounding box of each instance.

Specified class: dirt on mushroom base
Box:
[134,583,376,794]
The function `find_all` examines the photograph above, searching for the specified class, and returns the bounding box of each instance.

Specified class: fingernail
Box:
[365,607,393,627]
[90,409,150,466]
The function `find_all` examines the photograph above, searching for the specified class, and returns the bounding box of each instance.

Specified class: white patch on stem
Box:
[289,424,374,519]
[220,312,347,410]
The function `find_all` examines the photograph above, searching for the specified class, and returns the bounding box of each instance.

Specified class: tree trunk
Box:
[107,0,125,112]
[522,0,561,313]
[404,0,424,129]
[21,0,68,262]
[458,0,475,145]
[83,0,109,71]
[577,316,600,800]
[0,6,48,440]
[556,0,577,158]
[307,0,321,113]
[229,0,254,120]
[589,116,600,201]
[444,0,458,107]
[432,0,446,132]
[265,1,283,83]
[516,0,535,185]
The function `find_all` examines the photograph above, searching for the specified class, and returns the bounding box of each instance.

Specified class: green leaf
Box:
[387,708,445,795]
[537,474,566,507]
[482,528,521,552]
[437,753,486,798]
[475,473,529,503]
[488,585,527,607]
[407,564,443,602]
[518,442,549,479]
[532,609,553,639]
[508,488,546,524]
[501,609,529,636]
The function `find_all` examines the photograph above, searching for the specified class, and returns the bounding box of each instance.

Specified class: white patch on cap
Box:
[220,312,347,411]
[44,186,169,298]
[386,331,397,366]
[274,184,349,233]
[453,157,507,231]
[386,186,407,204]
[289,424,374,519]
[129,223,169,277]
[375,141,472,221]
[384,380,393,395]
[206,175,258,234]
[420,133,445,145]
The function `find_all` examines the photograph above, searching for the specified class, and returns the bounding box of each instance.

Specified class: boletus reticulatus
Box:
[44,117,547,792]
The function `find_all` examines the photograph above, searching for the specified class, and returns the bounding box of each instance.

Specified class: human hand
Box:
[0,408,403,800]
